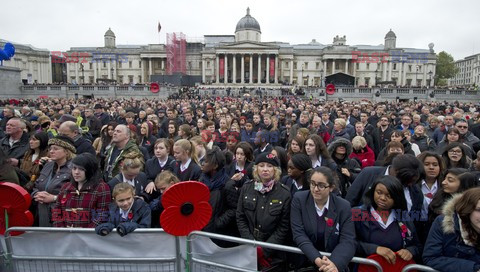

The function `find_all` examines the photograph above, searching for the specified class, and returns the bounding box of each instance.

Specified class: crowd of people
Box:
[1,95,480,271]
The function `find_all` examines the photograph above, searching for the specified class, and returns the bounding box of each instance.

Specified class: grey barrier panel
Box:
[402,264,439,272]
[187,231,383,272]
[5,227,180,272]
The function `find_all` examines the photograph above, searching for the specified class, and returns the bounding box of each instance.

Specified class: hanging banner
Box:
[269,56,275,78]
[219,57,224,77]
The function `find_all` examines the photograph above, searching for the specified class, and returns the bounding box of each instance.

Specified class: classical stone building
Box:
[0,39,51,84]
[2,8,438,88]
[449,53,480,87]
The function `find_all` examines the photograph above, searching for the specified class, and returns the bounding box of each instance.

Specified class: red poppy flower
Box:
[0,182,34,236]
[240,169,247,175]
[425,193,434,199]
[34,159,40,165]
[160,181,212,236]
[325,218,334,227]
[400,224,408,233]
[128,211,133,220]
[358,253,415,272]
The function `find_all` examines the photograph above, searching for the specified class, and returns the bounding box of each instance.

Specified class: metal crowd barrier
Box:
[187,231,384,272]
[4,227,181,272]
[402,264,439,272]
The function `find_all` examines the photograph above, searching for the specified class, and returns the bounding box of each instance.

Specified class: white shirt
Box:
[158,157,168,168]
[314,196,330,217]
[235,163,244,172]
[384,166,390,176]
[292,179,303,190]
[312,156,323,168]
[421,179,438,216]
[180,158,192,172]
[120,209,129,219]
[404,186,413,212]
[260,143,270,153]
[370,207,396,229]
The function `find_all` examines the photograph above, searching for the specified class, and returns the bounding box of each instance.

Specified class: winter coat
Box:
[172,160,202,182]
[411,135,436,153]
[52,180,111,228]
[327,129,350,146]
[236,180,291,258]
[201,169,230,233]
[371,127,394,156]
[104,139,142,180]
[460,131,480,149]
[95,198,151,236]
[328,138,361,198]
[423,194,480,272]
[74,136,96,156]
[108,172,151,201]
[349,146,375,169]
[32,160,72,227]
[0,132,29,160]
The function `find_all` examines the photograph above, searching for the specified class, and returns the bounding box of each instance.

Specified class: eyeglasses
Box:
[456,125,468,129]
[448,149,462,154]
[310,182,330,190]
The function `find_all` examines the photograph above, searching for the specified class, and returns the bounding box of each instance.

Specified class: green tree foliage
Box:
[435,51,459,86]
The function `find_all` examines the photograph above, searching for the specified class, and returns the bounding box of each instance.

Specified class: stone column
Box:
[216,55,219,84]
[202,59,206,83]
[388,62,392,81]
[431,65,436,87]
[266,55,270,84]
[258,54,262,84]
[345,60,349,74]
[233,54,236,84]
[249,54,253,83]
[290,59,294,84]
[149,59,153,79]
[332,60,336,74]
[274,55,278,84]
[224,54,228,84]
[75,63,79,83]
[93,62,97,83]
[398,62,402,86]
[241,54,245,84]
[383,62,387,81]
[423,65,427,87]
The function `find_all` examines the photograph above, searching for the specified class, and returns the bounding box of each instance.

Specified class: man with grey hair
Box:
[0,106,15,131]
[58,121,95,155]
[0,117,29,166]
[103,124,142,180]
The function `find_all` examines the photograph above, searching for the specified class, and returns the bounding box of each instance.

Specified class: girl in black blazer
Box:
[291,167,356,272]
[172,139,202,181]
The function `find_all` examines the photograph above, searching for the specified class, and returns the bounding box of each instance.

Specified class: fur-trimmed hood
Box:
[441,193,475,247]
[327,138,353,157]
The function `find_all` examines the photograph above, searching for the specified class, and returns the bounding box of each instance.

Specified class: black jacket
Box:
[0,132,29,160]
[108,172,151,201]
[291,192,356,272]
[172,160,202,182]
[144,156,175,182]
[345,166,387,207]
[74,136,96,155]
[236,180,291,258]
[371,126,394,156]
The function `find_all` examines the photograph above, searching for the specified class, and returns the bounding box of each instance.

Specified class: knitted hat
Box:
[48,135,76,154]
[255,152,279,167]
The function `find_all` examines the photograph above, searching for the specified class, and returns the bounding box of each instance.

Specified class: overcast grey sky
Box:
[1,0,478,60]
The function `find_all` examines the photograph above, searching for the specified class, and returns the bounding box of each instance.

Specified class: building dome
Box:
[104,28,116,38]
[235,8,261,33]
[385,29,396,39]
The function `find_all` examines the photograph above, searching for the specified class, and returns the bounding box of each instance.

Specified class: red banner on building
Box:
[219,57,224,76]
[269,56,275,77]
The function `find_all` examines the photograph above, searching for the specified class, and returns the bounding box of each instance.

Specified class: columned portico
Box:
[249,54,253,83]
[232,54,237,83]
[216,55,220,83]
[258,54,262,84]
[266,55,270,83]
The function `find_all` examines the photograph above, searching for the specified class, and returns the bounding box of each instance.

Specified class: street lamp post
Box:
[110,67,114,82]
[301,64,304,86]
[79,63,84,85]
[375,68,378,87]
[415,65,419,87]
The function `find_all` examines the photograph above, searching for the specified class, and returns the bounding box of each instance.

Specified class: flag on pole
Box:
[158,22,161,33]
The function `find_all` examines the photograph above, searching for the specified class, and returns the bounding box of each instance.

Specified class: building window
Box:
[139,61,142,68]
[316,62,320,69]
[139,76,142,83]
[89,63,92,69]
[335,62,339,70]
[409,65,412,72]
[294,62,297,69]
[118,75,123,84]
[128,75,134,83]
[285,62,289,68]
[356,63,359,70]
[119,62,122,68]
[304,62,308,69]
[393,64,396,70]
[89,76,94,83]
[129,61,132,68]
[103,62,106,68]
[207,61,210,68]
[157,62,162,68]
[366,63,370,70]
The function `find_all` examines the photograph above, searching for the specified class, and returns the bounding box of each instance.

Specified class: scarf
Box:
[254,179,275,194]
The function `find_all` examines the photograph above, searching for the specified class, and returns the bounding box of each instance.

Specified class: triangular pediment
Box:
[217,41,279,50]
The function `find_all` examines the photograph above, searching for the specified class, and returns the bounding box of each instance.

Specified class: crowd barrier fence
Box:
[1,227,438,272]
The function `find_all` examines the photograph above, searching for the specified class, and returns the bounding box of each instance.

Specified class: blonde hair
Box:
[352,136,367,150]
[252,165,282,182]
[120,152,144,170]
[190,135,207,149]
[174,139,199,164]
[334,118,346,129]
[112,182,135,199]
[154,170,179,189]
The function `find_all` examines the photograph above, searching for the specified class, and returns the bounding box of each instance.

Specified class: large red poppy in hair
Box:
[358,253,416,272]
[160,181,212,236]
[0,182,34,236]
